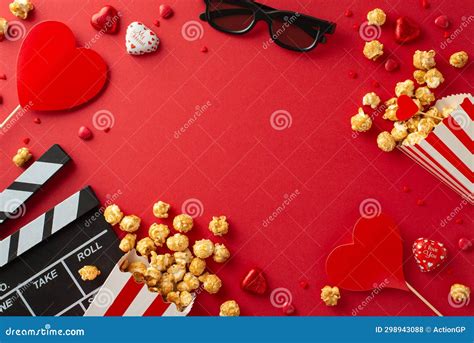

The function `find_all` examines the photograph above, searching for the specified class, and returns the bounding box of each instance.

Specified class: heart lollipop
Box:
[1,21,107,128]
[396,95,419,121]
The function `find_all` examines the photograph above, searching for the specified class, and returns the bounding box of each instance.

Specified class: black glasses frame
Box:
[199,0,336,52]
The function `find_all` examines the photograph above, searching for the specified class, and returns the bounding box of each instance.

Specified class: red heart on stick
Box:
[326,214,408,292]
[396,95,419,121]
[91,5,120,34]
[395,16,421,44]
[412,238,447,272]
[17,21,107,111]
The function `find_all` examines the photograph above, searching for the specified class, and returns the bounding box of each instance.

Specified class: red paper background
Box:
[0,0,472,316]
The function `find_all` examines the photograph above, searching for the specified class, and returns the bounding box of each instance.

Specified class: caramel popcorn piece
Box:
[193,239,214,259]
[153,200,170,218]
[119,233,136,253]
[391,122,408,142]
[362,92,381,109]
[402,132,426,146]
[367,8,386,26]
[424,107,442,121]
[351,108,373,132]
[166,290,193,310]
[127,261,147,283]
[449,51,468,68]
[150,251,175,271]
[377,131,396,152]
[12,147,32,167]
[383,102,398,121]
[179,290,193,308]
[9,0,34,20]
[148,223,170,247]
[395,80,415,97]
[417,117,436,135]
[104,204,124,226]
[208,215,229,236]
[136,237,156,257]
[145,267,162,287]
[174,249,193,266]
[0,18,8,40]
[413,50,436,70]
[441,107,454,118]
[199,273,222,294]
[173,214,194,233]
[158,273,175,296]
[177,272,200,292]
[415,86,435,106]
[119,215,141,233]
[363,40,384,61]
[213,243,230,263]
[189,257,206,276]
[167,263,186,283]
[450,283,470,304]
[166,233,189,252]
[321,285,340,306]
[413,70,426,85]
[220,300,240,316]
[424,68,444,89]
[78,265,101,281]
[406,116,421,133]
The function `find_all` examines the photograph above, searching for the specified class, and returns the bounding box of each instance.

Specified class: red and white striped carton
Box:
[398,93,473,204]
[84,250,193,316]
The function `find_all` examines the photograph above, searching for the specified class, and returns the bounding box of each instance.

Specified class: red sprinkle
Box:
[159,4,174,19]
[201,46,208,53]
[153,19,160,27]
[416,199,425,206]
[444,31,450,38]
[434,15,449,29]
[402,185,410,193]
[420,0,430,9]
[23,137,30,144]
[348,71,357,79]
[33,117,41,124]
[78,126,93,140]
[458,238,472,251]
[385,58,399,72]
[371,80,380,88]
[0,95,3,104]
[282,302,295,315]
[344,10,353,17]
[0,74,6,80]
[104,127,110,133]
[352,23,359,31]
[299,280,309,289]
[455,218,463,224]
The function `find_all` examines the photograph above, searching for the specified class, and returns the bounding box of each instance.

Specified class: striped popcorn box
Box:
[398,94,473,203]
[85,250,193,316]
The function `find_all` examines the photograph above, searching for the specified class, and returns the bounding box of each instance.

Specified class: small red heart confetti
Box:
[201,46,208,53]
[434,15,449,29]
[104,127,110,133]
[348,71,357,79]
[458,238,472,251]
[299,280,309,289]
[385,58,399,72]
[416,199,425,206]
[159,4,174,19]
[420,0,430,9]
[395,16,421,44]
[241,268,267,295]
[344,9,353,17]
[0,95,3,104]
[282,302,295,315]
[153,19,160,27]
[396,95,419,120]
[402,185,410,193]
[371,80,380,88]
[352,23,359,31]
[78,126,93,140]
[412,238,447,272]
[33,117,41,124]
[90,5,120,34]
[23,137,30,144]
[0,74,6,80]
[444,31,450,38]
[455,218,463,224]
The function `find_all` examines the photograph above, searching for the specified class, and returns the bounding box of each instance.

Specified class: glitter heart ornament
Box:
[125,22,159,55]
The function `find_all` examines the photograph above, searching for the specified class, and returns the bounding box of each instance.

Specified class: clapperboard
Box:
[0,145,122,316]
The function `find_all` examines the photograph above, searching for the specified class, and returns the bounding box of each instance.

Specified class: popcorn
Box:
[0,18,8,40]
[189,257,206,276]
[424,68,444,89]
[402,132,427,146]
[213,243,230,263]
[127,261,147,283]
[148,223,169,247]
[362,92,381,109]
[321,285,340,306]
[199,273,222,294]
[417,117,436,135]
[441,107,454,118]
[351,108,373,132]
[153,200,170,218]
[12,147,32,167]
[104,204,124,225]
[167,263,186,282]
[220,300,240,316]
[145,267,162,287]
[367,8,386,26]
[78,265,101,281]
[136,237,156,257]
[158,273,175,296]
[449,51,468,68]
[395,80,415,97]
[193,239,214,259]
[413,70,426,85]
[363,40,384,61]
[166,233,189,252]
[413,50,436,70]
[208,216,229,236]
[179,291,193,308]
[424,107,441,121]
[377,131,396,152]
[150,251,174,271]
[166,290,193,310]
[9,0,34,20]
[177,272,200,292]
[383,100,399,121]
[174,249,193,266]
[406,116,421,133]
[415,86,435,106]
[119,233,136,253]
[391,122,408,142]
[450,283,470,304]
[173,214,194,233]
[119,215,141,233]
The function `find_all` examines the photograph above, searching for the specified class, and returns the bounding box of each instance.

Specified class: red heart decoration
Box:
[396,95,419,121]
[395,16,421,44]
[326,214,408,292]
[91,5,120,34]
[17,21,107,111]
[241,268,267,295]
[412,238,448,272]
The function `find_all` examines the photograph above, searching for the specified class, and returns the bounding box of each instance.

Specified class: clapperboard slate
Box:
[0,145,122,316]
